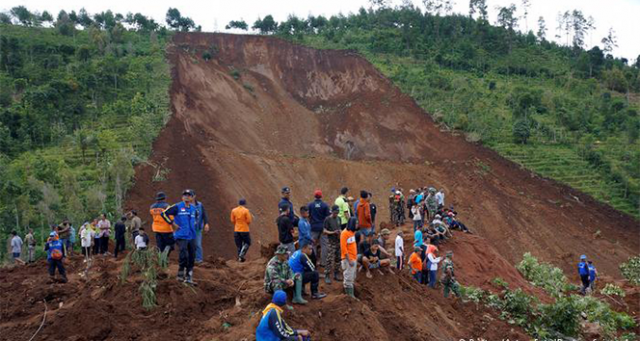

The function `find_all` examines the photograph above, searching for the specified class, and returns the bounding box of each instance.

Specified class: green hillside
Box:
[0,10,172,259]
[246,5,640,217]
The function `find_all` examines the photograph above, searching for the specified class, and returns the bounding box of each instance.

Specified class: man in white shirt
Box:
[80,223,95,261]
[435,189,445,209]
[394,230,404,270]
[427,249,442,289]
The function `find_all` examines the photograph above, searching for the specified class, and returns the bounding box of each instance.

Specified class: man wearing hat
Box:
[231,198,253,262]
[278,187,298,227]
[277,204,296,255]
[442,251,460,298]
[307,189,330,266]
[376,228,393,259]
[162,189,198,284]
[289,242,327,303]
[578,255,590,295]
[255,290,311,341]
[264,245,295,294]
[322,205,342,283]
[44,231,67,283]
[150,191,174,256]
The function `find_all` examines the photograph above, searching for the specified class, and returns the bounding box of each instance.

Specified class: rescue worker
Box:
[289,242,327,304]
[255,290,311,341]
[231,198,253,262]
[578,255,590,295]
[425,187,438,222]
[45,231,67,283]
[322,205,342,283]
[277,204,296,255]
[150,192,174,255]
[279,187,298,226]
[161,189,198,284]
[264,245,295,293]
[442,251,460,298]
[588,260,598,293]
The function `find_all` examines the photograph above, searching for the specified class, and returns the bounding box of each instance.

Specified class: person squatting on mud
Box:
[162,189,199,284]
[231,198,253,262]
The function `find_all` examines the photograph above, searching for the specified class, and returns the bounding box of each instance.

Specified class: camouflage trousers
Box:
[323,238,341,275]
[442,277,461,298]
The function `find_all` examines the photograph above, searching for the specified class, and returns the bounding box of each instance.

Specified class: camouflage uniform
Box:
[264,255,295,293]
[425,194,437,221]
[441,258,460,298]
[325,235,341,276]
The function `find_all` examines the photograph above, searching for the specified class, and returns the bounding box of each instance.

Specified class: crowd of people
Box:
[257,186,469,340]
[4,183,604,341]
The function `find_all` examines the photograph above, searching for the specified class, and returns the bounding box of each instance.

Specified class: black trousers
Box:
[114,237,126,257]
[93,239,101,255]
[100,236,109,254]
[302,270,319,294]
[48,259,67,278]
[177,238,196,275]
[234,232,251,258]
[156,232,175,255]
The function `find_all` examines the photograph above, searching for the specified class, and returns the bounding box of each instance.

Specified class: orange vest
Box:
[150,203,173,233]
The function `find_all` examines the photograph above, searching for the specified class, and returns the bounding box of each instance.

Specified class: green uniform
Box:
[264,256,295,293]
[426,195,437,220]
[441,258,460,298]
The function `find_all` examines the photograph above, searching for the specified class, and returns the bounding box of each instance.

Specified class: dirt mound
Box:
[128,32,637,279]
[0,252,528,341]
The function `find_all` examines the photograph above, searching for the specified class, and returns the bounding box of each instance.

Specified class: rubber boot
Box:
[177,268,186,282]
[345,287,358,300]
[292,278,308,305]
[324,272,332,284]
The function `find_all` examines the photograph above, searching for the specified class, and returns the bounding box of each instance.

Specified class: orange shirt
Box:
[409,252,423,274]
[357,200,372,228]
[230,205,253,232]
[340,229,357,261]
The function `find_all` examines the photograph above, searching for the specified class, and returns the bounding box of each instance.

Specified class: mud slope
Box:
[127,32,638,278]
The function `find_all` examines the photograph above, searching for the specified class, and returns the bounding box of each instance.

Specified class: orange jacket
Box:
[230,205,253,232]
[357,200,372,228]
[150,202,173,233]
[340,229,357,261]
[409,252,422,275]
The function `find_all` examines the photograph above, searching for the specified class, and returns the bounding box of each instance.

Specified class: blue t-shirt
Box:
[414,230,423,248]
[588,264,597,281]
[578,261,589,276]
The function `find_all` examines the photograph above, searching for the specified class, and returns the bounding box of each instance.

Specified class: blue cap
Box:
[273,290,287,306]
[580,255,586,260]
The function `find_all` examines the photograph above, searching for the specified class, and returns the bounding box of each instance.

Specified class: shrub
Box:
[601,283,626,298]
[620,256,640,285]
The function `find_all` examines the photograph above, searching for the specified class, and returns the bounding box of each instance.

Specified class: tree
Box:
[369,0,391,8]
[571,10,587,48]
[225,20,248,30]
[423,0,455,16]
[77,8,93,28]
[497,4,518,52]
[55,10,75,36]
[0,13,12,24]
[252,15,277,34]
[165,8,195,32]
[40,11,53,24]
[601,27,618,55]
[513,119,531,144]
[521,0,530,32]
[10,6,34,26]
[536,16,547,41]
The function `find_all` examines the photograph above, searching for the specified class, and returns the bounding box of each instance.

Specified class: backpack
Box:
[51,248,63,260]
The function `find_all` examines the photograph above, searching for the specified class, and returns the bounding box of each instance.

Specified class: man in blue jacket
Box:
[289,242,327,304]
[578,254,589,295]
[191,191,210,263]
[297,206,312,249]
[256,290,311,341]
[307,189,330,266]
[162,189,198,284]
[45,231,67,283]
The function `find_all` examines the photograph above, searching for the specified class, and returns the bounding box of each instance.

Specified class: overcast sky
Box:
[4,0,639,61]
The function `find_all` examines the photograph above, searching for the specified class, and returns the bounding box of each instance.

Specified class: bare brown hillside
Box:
[128,32,638,278]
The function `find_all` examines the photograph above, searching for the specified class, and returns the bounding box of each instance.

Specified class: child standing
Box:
[394,230,404,270]
[408,246,423,283]
[135,227,149,250]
